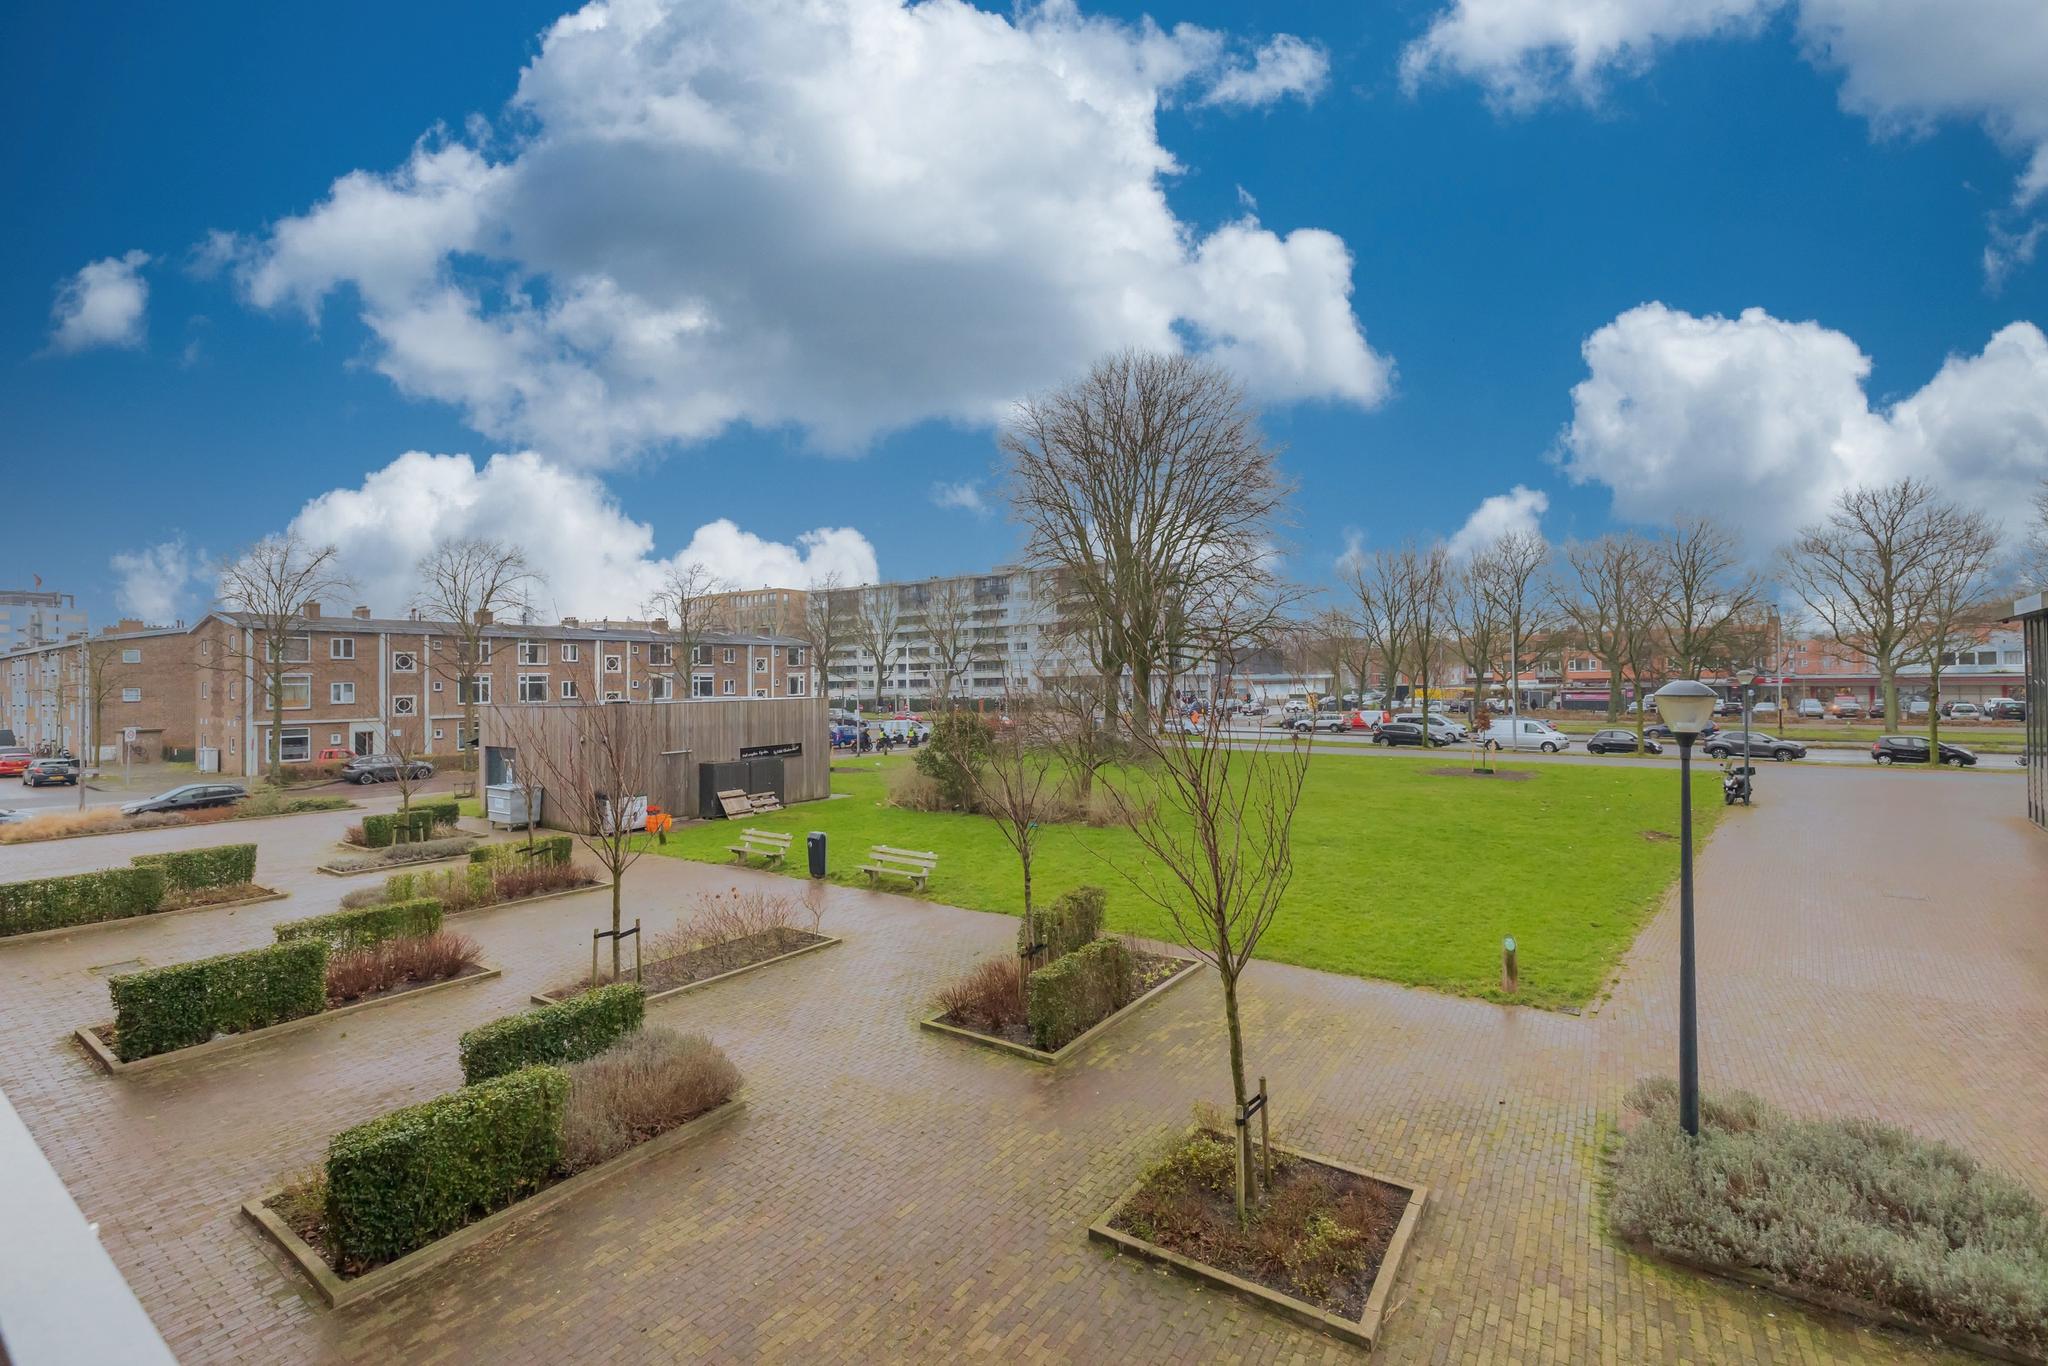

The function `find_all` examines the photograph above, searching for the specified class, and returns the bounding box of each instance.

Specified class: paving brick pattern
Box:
[0,766,2042,1364]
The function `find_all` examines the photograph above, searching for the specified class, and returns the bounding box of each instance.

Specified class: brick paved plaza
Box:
[1,765,2042,1364]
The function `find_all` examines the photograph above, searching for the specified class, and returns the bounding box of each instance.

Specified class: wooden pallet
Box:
[747,791,783,813]
[716,788,755,819]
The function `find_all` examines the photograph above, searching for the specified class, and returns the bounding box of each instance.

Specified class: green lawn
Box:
[643,754,1723,1010]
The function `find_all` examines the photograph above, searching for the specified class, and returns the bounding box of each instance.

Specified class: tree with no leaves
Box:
[69,636,126,808]
[799,573,856,706]
[1780,479,1961,731]
[922,578,979,707]
[1004,350,1291,732]
[1449,550,1508,766]
[216,533,353,783]
[412,538,538,761]
[1557,534,1667,735]
[961,699,1061,948]
[1659,516,1765,679]
[1485,529,1554,718]
[2022,478,2048,593]
[1903,506,2001,756]
[854,586,902,708]
[646,561,730,701]
[382,702,431,814]
[1346,549,1413,716]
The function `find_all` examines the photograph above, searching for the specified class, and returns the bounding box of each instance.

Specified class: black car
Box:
[1643,720,1720,741]
[1984,698,2027,721]
[1587,729,1662,755]
[122,783,248,815]
[1372,722,1442,748]
[1869,736,1977,767]
[343,754,436,784]
[22,756,81,786]
[1704,732,1807,762]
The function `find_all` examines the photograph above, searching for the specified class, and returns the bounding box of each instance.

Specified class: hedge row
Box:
[275,897,443,952]
[360,800,461,849]
[1017,884,1105,962]
[325,1064,567,1267]
[108,939,329,1061]
[0,866,166,939]
[458,983,645,1085]
[1027,936,1132,1051]
[470,835,573,868]
[132,843,258,892]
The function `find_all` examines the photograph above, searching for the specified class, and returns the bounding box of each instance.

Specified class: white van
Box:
[1478,718,1571,753]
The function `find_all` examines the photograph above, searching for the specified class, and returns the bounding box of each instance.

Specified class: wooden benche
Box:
[727,828,793,868]
[859,845,938,891]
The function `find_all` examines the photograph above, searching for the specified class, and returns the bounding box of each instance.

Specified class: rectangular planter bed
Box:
[74,965,503,1076]
[530,932,841,1007]
[316,845,482,877]
[244,1096,746,1308]
[439,881,603,919]
[0,887,289,947]
[921,955,1200,1065]
[1088,1134,1429,1351]
[0,801,361,846]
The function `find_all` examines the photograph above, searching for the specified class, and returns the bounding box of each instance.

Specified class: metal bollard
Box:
[1501,936,1518,994]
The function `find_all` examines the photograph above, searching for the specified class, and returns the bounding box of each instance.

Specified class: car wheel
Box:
[1945,755,1964,767]
[1774,751,1792,762]
[1876,754,1893,765]
[1541,741,1558,754]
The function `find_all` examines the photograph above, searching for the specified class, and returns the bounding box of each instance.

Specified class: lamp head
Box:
[1653,678,1718,736]
[1736,668,1757,688]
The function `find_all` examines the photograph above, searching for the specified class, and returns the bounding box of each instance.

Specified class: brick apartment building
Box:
[0,622,197,760]
[191,604,814,776]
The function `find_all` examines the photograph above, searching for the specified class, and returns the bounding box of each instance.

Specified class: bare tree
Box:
[1780,479,1960,731]
[1486,530,1555,718]
[413,538,538,762]
[922,578,979,708]
[854,586,902,709]
[383,701,430,814]
[1004,351,1291,731]
[1034,659,1121,802]
[1904,507,2001,755]
[216,534,354,783]
[1104,687,1310,1220]
[1660,516,1766,679]
[492,698,649,981]
[1450,553,1507,766]
[1307,606,1354,703]
[799,573,856,707]
[646,561,730,702]
[70,636,125,809]
[2022,478,2048,593]
[1347,549,1414,715]
[1557,534,1666,734]
[961,700,1061,945]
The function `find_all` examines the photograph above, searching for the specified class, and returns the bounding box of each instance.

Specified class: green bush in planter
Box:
[325,1064,567,1267]
[1017,884,1106,961]
[0,866,167,938]
[458,983,644,1084]
[274,898,443,951]
[132,843,258,892]
[108,938,329,1061]
[469,835,573,868]
[1026,935,1132,1051]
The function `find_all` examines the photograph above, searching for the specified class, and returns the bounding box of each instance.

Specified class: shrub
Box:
[471,835,572,868]
[459,983,646,1085]
[885,765,955,813]
[325,1064,567,1268]
[648,888,816,961]
[560,1029,741,1171]
[325,930,481,1004]
[490,862,593,903]
[1017,884,1106,962]
[1026,935,1132,1050]
[276,897,443,951]
[0,866,167,938]
[1612,1079,2048,1355]
[911,711,992,810]
[132,843,258,892]
[382,864,494,911]
[108,939,329,1061]
[935,956,1027,1033]
[322,836,477,872]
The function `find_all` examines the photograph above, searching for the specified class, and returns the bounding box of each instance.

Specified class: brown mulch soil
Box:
[942,950,1194,1052]
[1426,767,1533,781]
[1109,1133,1409,1321]
[554,927,829,999]
[325,962,488,1010]
[161,882,273,911]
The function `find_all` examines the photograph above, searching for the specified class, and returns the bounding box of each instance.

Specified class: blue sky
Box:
[6,0,2045,626]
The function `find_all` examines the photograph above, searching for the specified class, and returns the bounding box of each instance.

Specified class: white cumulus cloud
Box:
[226,0,1387,465]
[279,451,879,617]
[930,481,989,516]
[1556,303,2048,546]
[49,250,153,352]
[1448,485,1549,558]
[109,539,205,623]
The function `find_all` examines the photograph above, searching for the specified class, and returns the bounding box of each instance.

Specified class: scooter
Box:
[1722,762,1754,806]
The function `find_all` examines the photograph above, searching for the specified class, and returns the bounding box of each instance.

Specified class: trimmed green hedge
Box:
[459,983,645,1085]
[275,897,442,951]
[325,1064,567,1267]
[1027,936,1132,1051]
[470,835,573,868]
[1018,885,1106,961]
[359,801,461,849]
[0,866,166,939]
[132,843,257,892]
[108,939,329,1061]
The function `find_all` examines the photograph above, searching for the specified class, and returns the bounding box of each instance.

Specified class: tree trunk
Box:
[1877,663,1897,732]
[1019,837,1034,922]
[1927,663,1942,756]
[1131,662,1155,734]
[270,671,286,786]
[1605,660,1621,722]
[1219,967,1252,1218]
[610,873,623,980]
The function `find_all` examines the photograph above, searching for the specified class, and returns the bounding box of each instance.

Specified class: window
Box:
[121,647,141,664]
[518,641,547,665]
[604,690,625,702]
[560,643,581,662]
[692,645,710,664]
[787,675,806,696]
[393,695,416,716]
[754,687,768,698]
[630,644,640,657]
[458,676,492,705]
[121,687,142,703]
[329,733,342,744]
[276,729,312,763]
[433,728,445,740]
[331,638,355,660]
[604,653,622,674]
[200,680,210,700]
[432,680,444,692]
[630,679,641,690]
[560,679,580,700]
[330,681,356,705]
[721,678,735,695]
[201,638,212,658]
[459,640,494,665]
[722,647,736,664]
[279,635,312,664]
[787,646,806,666]
[270,673,313,709]
[649,643,673,666]
[392,650,418,672]
[753,656,768,674]
[518,674,549,703]
[693,674,714,698]
[650,675,673,700]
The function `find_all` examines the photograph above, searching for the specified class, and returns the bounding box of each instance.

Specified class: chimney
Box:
[352,605,372,620]
[651,617,668,632]
[561,616,580,628]
[304,601,322,620]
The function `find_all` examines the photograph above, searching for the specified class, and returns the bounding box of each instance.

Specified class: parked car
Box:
[1750,700,1780,717]
[1795,699,1826,719]
[314,746,354,763]
[343,754,436,784]
[1586,728,1661,755]
[1985,698,2027,721]
[1870,736,1977,767]
[22,756,80,786]
[1827,697,1863,719]
[1644,720,1720,741]
[1943,701,1982,721]
[1704,732,1807,762]
[0,749,31,778]
[122,783,248,815]
[1287,713,1349,734]
[1372,722,1442,748]
[1478,718,1571,752]
[0,807,26,825]
[1393,711,1466,743]
[1907,698,1931,719]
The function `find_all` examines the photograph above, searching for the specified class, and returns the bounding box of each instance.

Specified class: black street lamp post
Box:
[1652,677,1717,1138]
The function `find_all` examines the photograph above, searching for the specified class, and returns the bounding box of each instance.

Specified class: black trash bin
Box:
[807,831,827,879]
